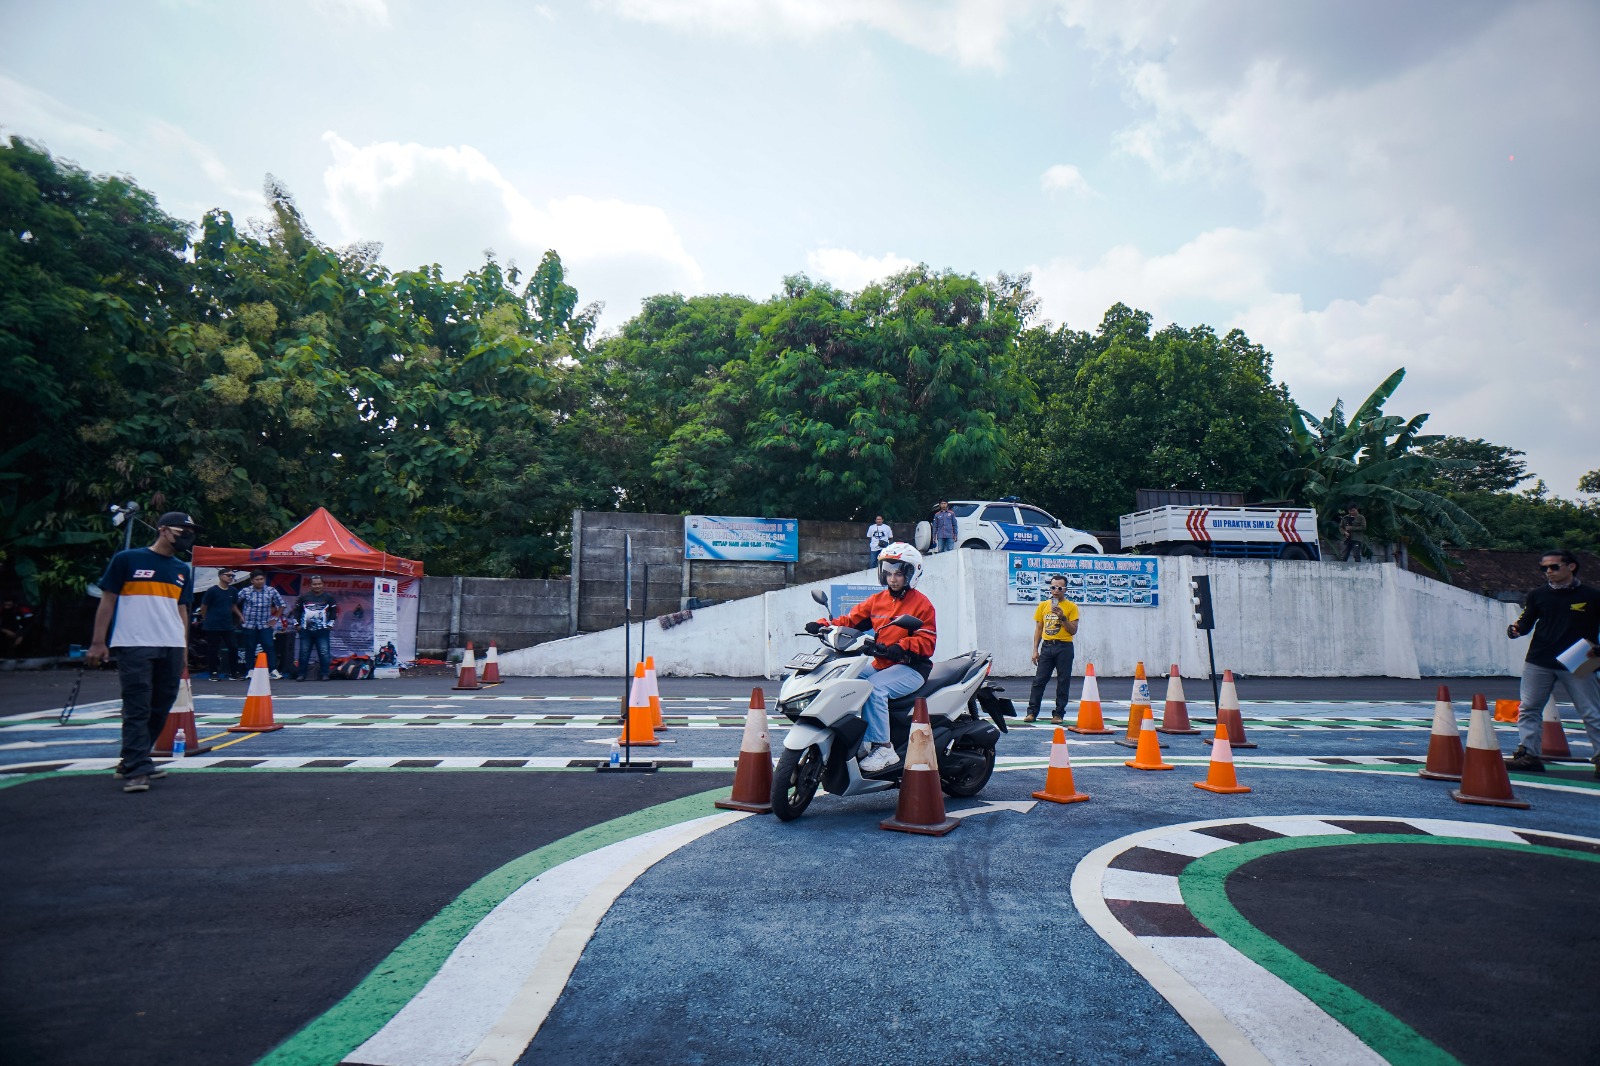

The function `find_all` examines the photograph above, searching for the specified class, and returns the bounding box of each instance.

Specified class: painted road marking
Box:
[946,799,1037,820]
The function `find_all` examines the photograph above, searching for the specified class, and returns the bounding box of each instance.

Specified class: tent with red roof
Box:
[193,507,423,577]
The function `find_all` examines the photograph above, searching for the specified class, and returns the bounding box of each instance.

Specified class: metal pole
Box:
[639,565,649,667]
[623,534,632,767]
[1204,628,1220,713]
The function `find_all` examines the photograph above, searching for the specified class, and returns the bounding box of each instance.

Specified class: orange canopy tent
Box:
[193,507,423,577]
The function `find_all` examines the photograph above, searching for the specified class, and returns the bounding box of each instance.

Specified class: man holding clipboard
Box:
[1504,549,1600,778]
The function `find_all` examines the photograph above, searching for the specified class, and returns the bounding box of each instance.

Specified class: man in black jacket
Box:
[1505,549,1600,777]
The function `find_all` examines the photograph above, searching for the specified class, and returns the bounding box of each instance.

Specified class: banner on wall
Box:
[684,515,800,562]
[1007,553,1161,608]
[827,583,881,619]
[372,577,401,677]
[263,573,419,665]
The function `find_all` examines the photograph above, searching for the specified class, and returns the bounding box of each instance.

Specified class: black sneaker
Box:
[122,775,150,793]
[1504,746,1546,773]
[112,768,167,781]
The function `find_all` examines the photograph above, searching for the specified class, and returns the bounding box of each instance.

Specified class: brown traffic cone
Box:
[1032,727,1090,804]
[881,698,959,835]
[1450,695,1529,809]
[155,664,213,755]
[1492,698,1519,724]
[1115,662,1155,748]
[1540,695,1573,759]
[1216,670,1255,748]
[1194,722,1250,794]
[229,652,283,733]
[1157,664,1200,735]
[480,641,501,685]
[453,642,482,690]
[616,662,660,747]
[716,688,773,813]
[1124,706,1174,771]
[1068,663,1113,735]
[1417,685,1464,781]
[645,655,666,730]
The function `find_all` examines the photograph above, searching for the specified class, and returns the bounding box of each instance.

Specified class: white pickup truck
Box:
[1119,504,1321,560]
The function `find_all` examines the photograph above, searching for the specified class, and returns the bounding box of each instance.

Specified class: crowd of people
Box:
[197,568,340,682]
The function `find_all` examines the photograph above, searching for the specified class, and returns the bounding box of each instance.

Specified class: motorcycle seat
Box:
[887,652,980,713]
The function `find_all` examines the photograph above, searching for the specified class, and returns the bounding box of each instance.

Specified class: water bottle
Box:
[609,740,621,767]
[173,734,186,759]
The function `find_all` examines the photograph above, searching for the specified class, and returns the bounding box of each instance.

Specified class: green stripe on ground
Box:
[253,785,733,1066]
[1181,834,1600,1066]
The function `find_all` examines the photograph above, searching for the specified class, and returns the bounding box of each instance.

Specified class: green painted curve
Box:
[1180,833,1600,1066]
[254,784,735,1066]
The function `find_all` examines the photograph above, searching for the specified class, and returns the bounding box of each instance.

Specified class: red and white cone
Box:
[453,642,481,690]
[1216,669,1255,748]
[1032,727,1090,804]
[1116,662,1157,749]
[716,688,773,813]
[1450,694,1530,809]
[155,664,212,755]
[230,651,283,732]
[1157,664,1200,735]
[881,698,959,835]
[1540,695,1574,760]
[481,641,502,685]
[1417,685,1464,781]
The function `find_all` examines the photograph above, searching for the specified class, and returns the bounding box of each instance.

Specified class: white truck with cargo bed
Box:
[1119,504,1321,560]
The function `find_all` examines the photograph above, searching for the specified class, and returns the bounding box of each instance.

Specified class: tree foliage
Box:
[1420,436,1529,493]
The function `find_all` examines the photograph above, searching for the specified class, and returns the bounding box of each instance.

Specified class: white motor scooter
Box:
[770,590,1015,821]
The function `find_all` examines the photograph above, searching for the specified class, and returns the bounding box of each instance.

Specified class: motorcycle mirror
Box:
[810,589,828,606]
[890,614,922,632]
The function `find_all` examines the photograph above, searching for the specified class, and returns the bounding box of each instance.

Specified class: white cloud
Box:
[1040,163,1093,197]
[805,247,918,290]
[0,74,123,156]
[311,0,390,26]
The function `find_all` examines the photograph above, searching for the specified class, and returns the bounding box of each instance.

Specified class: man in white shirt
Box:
[866,515,893,569]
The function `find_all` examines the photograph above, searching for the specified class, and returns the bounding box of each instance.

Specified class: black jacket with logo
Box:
[1513,581,1600,669]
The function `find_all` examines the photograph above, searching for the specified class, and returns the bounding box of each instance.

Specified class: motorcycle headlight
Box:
[780,692,817,721]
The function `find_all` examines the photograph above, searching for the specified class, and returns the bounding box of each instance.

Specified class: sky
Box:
[4,0,1597,499]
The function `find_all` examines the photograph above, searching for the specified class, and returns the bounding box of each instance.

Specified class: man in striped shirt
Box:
[87,512,198,793]
[237,570,287,679]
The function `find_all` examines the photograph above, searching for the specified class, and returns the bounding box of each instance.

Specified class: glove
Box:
[805,620,825,634]
[875,642,909,663]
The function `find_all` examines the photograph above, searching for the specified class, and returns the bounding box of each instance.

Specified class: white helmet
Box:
[876,542,924,590]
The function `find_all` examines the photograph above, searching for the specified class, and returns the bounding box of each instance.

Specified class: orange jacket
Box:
[831,587,938,674]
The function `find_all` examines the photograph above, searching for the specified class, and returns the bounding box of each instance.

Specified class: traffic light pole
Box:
[1204,628,1219,712]
[1190,574,1219,715]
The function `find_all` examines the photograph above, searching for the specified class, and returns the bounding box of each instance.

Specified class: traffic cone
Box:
[1216,670,1255,749]
[881,698,959,835]
[1068,663,1113,735]
[453,642,481,690]
[616,662,659,747]
[480,641,501,685]
[1450,695,1530,809]
[1115,662,1156,748]
[1194,722,1250,793]
[645,655,666,730]
[1540,695,1573,759]
[1157,664,1200,735]
[716,688,773,813]
[1417,685,1464,782]
[1124,707,1174,771]
[229,651,283,732]
[1032,727,1090,804]
[1493,698,1519,724]
[155,664,213,755]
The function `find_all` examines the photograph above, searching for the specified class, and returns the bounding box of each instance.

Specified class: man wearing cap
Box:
[198,567,245,680]
[86,512,199,793]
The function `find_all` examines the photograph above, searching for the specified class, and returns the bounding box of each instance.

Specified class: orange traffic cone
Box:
[616,662,659,747]
[1115,662,1155,748]
[1124,706,1174,771]
[481,641,501,685]
[1157,665,1200,735]
[645,655,666,730]
[1450,694,1529,809]
[1540,696,1573,759]
[1032,727,1090,804]
[454,642,482,690]
[1417,685,1464,782]
[230,652,283,733]
[881,698,959,835]
[1068,663,1113,735]
[1492,698,1519,724]
[1194,722,1250,793]
[155,664,212,755]
[716,688,773,813]
[1216,670,1255,748]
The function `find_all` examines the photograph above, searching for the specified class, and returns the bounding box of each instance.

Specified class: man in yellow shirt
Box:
[1024,573,1080,724]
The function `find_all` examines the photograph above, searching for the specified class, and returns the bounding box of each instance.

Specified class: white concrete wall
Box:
[501,552,1523,679]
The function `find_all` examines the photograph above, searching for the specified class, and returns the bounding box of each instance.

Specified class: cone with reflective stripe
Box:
[1115,662,1157,748]
[1540,695,1573,759]
[1124,706,1174,771]
[1068,663,1112,735]
[1450,695,1529,809]
[1194,722,1250,793]
[1216,669,1255,748]
[229,651,283,732]
[881,698,959,835]
[480,641,501,685]
[645,655,666,730]
[1417,685,1464,781]
[453,642,481,690]
[1157,664,1200,735]
[1032,727,1090,804]
[616,661,659,747]
[716,687,773,813]
[155,663,213,755]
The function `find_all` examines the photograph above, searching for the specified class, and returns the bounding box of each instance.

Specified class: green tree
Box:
[1421,436,1529,493]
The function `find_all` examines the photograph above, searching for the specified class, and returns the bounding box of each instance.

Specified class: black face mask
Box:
[173,530,197,552]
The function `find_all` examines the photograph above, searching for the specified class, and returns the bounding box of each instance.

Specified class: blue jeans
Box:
[936,536,956,553]
[859,662,924,744]
[242,627,277,673]
[296,630,332,680]
[1517,661,1600,755]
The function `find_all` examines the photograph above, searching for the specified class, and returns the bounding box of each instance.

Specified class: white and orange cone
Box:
[1032,727,1090,804]
[481,641,501,685]
[616,662,659,747]
[1194,722,1250,794]
[1450,694,1529,809]
[1215,669,1255,748]
[716,688,773,813]
[881,698,959,835]
[1417,684,1464,782]
[1540,695,1573,759]
[1068,663,1113,735]
[453,642,481,690]
[1124,706,1174,771]
[229,651,283,733]
[155,663,211,755]
[1157,664,1200,735]
[645,655,666,730]
[1116,662,1156,749]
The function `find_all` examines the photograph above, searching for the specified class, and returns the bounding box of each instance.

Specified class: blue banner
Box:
[684,515,800,562]
[1008,553,1160,608]
[828,583,880,619]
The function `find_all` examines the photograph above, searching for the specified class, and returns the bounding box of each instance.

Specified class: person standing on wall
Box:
[1024,573,1079,724]
[237,570,286,679]
[197,567,245,680]
[931,501,957,554]
[292,575,340,682]
[1504,549,1600,779]
[1338,504,1368,562]
[85,512,199,793]
[866,514,894,569]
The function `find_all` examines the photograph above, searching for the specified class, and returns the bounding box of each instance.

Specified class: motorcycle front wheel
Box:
[772,745,824,821]
[940,746,996,798]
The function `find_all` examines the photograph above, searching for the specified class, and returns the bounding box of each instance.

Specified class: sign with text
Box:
[1007,553,1160,608]
[684,515,800,562]
[828,583,881,620]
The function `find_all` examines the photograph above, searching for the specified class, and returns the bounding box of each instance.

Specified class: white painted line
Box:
[1137,830,1238,858]
[1404,819,1527,843]
[1249,817,1354,838]
[1100,868,1184,904]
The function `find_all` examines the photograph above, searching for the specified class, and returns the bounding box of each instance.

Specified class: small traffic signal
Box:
[1190,575,1215,630]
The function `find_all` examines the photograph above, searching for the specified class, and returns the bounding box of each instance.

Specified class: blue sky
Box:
[4,0,1597,498]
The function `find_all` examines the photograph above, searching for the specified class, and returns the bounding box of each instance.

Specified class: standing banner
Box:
[1008,553,1160,607]
[828,583,881,619]
[684,515,800,562]
[372,577,401,677]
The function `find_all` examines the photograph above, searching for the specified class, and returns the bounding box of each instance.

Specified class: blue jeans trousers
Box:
[296,630,332,680]
[242,628,277,672]
[859,662,924,744]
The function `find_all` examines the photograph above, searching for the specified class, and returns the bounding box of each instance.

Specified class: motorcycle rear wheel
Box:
[772,745,824,821]
[940,746,996,798]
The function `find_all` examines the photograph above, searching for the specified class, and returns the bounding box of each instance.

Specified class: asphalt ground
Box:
[2,674,1596,1066]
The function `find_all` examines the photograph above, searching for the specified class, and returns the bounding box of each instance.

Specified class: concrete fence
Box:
[415,575,570,657]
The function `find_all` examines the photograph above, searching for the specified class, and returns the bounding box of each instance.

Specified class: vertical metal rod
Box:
[1205,628,1220,713]
[623,534,632,767]
[639,565,649,667]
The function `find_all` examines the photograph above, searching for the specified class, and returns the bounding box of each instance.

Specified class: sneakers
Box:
[859,744,901,774]
[269,670,283,680]
[209,672,222,681]
[122,776,150,793]
[1022,713,1037,723]
[1504,746,1546,773]
[1050,715,1065,725]
[113,768,167,781]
